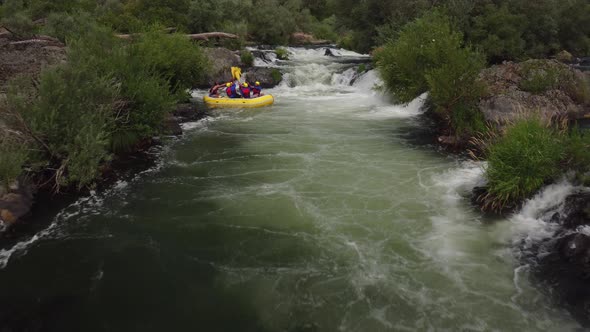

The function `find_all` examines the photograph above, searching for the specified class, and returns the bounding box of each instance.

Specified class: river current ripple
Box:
[0,48,581,331]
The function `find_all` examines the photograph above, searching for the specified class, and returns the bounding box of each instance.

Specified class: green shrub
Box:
[42,11,96,42]
[270,68,282,83]
[0,135,28,187]
[377,10,485,133]
[377,11,466,103]
[519,61,562,94]
[564,126,590,172]
[310,15,337,41]
[131,30,209,92]
[275,47,289,60]
[240,49,254,67]
[247,0,296,45]
[425,48,485,114]
[6,64,116,189]
[468,4,526,62]
[2,23,183,190]
[357,64,366,74]
[0,11,37,37]
[485,118,563,208]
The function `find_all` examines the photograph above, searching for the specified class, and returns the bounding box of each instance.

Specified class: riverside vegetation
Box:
[1,0,590,328]
[0,0,589,213]
[374,6,590,211]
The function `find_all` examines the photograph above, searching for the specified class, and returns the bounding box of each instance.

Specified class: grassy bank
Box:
[0,18,208,192]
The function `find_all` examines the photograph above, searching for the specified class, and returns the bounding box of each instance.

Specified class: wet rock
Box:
[477,60,589,126]
[561,192,590,229]
[199,47,240,88]
[173,103,204,122]
[243,67,283,88]
[0,180,35,226]
[559,233,590,262]
[324,48,335,57]
[161,113,182,136]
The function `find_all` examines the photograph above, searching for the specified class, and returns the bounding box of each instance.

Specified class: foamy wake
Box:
[490,181,579,248]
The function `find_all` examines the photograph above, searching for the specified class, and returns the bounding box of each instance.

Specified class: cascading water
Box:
[0,47,584,331]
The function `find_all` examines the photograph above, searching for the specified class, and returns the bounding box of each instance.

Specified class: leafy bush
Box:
[240,49,254,67]
[377,11,465,103]
[247,0,296,45]
[377,11,485,133]
[485,118,563,208]
[468,4,526,62]
[558,0,590,56]
[564,127,590,172]
[2,22,195,190]
[270,68,282,83]
[6,63,117,189]
[0,9,37,37]
[275,47,289,60]
[130,30,209,93]
[519,61,562,94]
[310,15,337,41]
[0,135,28,187]
[42,11,96,42]
[425,46,485,113]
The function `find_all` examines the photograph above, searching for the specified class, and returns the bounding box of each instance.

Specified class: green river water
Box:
[0,48,582,331]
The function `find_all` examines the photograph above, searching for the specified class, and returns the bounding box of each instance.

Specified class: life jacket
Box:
[252,86,261,96]
[226,85,238,98]
[240,86,251,98]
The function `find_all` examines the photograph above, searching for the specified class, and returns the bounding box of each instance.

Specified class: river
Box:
[0,48,583,331]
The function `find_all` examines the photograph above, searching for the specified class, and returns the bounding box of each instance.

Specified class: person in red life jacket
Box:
[252,81,263,97]
[209,81,223,97]
[226,82,240,98]
[240,82,251,98]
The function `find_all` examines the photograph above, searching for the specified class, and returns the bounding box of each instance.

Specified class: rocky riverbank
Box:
[460,58,590,325]
[0,32,211,228]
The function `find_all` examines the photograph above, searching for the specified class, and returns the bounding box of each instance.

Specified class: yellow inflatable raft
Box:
[203,95,274,108]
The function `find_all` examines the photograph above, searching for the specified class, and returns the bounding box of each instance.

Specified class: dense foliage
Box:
[484,119,590,210]
[1,0,589,55]
[0,14,208,189]
[484,119,563,209]
[377,11,485,133]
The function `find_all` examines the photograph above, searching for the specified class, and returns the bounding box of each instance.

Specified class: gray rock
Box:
[199,47,240,88]
[0,179,35,225]
[243,67,283,88]
[477,59,590,126]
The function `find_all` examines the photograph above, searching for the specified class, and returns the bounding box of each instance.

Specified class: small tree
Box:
[377,11,485,133]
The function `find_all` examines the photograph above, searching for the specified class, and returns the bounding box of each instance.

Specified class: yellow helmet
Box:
[243,83,248,87]
[226,83,231,87]
[255,81,260,85]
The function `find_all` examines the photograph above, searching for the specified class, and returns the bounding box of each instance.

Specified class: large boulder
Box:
[199,47,240,88]
[243,67,283,88]
[478,60,590,126]
[0,180,35,227]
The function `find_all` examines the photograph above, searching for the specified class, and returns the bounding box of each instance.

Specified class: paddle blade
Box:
[231,67,242,80]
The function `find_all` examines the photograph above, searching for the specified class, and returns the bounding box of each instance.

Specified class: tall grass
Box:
[484,118,563,209]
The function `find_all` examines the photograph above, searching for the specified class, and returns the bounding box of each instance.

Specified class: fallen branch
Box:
[9,39,64,47]
[115,31,238,41]
[186,32,238,41]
